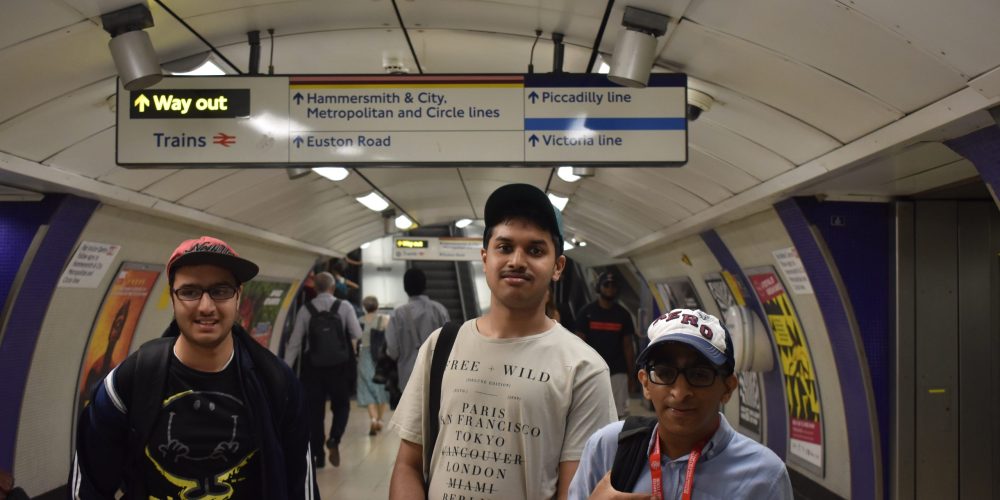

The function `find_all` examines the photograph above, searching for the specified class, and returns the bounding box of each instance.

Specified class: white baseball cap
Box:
[637,308,734,370]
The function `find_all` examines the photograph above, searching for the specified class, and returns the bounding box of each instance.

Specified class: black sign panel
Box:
[128,89,250,119]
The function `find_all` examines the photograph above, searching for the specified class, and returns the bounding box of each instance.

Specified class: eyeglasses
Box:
[646,363,720,387]
[173,285,237,301]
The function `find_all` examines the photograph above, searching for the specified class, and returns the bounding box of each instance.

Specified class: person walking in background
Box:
[284,271,362,468]
[576,271,638,418]
[385,268,449,391]
[357,295,391,435]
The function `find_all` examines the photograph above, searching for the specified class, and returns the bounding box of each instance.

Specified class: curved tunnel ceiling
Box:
[0,0,998,258]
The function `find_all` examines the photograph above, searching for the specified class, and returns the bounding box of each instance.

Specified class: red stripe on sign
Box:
[590,321,623,332]
[288,75,524,84]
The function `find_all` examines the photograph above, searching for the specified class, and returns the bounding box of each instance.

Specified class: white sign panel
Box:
[392,237,481,261]
[772,247,814,295]
[117,74,686,166]
[59,241,121,288]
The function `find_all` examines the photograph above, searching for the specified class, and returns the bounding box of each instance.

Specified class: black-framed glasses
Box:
[647,363,720,387]
[173,285,237,302]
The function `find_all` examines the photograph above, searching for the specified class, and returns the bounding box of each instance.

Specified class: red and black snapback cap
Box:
[167,236,259,283]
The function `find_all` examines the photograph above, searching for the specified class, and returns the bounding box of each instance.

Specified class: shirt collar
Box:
[646,412,734,463]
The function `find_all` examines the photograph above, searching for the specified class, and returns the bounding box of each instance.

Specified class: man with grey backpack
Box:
[284,271,362,468]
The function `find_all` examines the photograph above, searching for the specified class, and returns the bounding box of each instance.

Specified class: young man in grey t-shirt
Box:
[388,183,617,500]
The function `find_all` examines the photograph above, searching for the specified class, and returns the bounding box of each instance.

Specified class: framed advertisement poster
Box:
[238,278,293,349]
[704,272,763,442]
[75,262,162,418]
[746,266,824,475]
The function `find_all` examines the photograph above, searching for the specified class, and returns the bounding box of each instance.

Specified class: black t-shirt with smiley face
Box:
[143,353,261,499]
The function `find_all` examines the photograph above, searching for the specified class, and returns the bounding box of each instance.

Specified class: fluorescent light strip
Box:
[314,167,349,181]
[356,192,389,212]
[395,214,413,229]
[548,193,569,212]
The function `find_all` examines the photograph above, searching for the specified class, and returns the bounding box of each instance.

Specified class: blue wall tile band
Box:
[0,194,98,472]
[524,117,686,131]
[774,198,879,500]
[944,125,1000,206]
[700,230,788,460]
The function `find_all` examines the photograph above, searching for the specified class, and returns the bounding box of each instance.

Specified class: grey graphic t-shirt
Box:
[390,319,616,499]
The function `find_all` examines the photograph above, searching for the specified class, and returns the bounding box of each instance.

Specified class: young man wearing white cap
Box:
[73,236,317,499]
[389,184,617,500]
[568,308,792,500]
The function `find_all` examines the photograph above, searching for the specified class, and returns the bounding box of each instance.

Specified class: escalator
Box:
[406,225,479,322]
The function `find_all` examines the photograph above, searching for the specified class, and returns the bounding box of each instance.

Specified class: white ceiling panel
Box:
[407,30,592,74]
[458,168,551,218]
[98,166,177,191]
[649,166,732,204]
[0,78,116,162]
[573,182,675,229]
[249,178,348,230]
[888,159,978,195]
[222,177,330,221]
[688,78,842,165]
[662,21,903,142]
[325,219,386,252]
[588,170,706,216]
[569,200,656,239]
[207,174,312,219]
[0,0,85,52]
[359,168,469,226]
[280,196,368,237]
[178,169,285,210]
[44,128,118,179]
[0,21,115,124]
[686,149,759,194]
[689,120,795,181]
[141,169,240,202]
[685,0,965,112]
[804,141,968,196]
[843,0,1000,78]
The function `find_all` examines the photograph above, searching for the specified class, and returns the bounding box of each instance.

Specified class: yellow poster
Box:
[749,269,823,471]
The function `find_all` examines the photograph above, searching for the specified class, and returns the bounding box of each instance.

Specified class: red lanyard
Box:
[648,424,709,500]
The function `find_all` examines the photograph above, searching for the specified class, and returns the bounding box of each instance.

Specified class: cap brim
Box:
[170,252,259,283]
[637,334,727,367]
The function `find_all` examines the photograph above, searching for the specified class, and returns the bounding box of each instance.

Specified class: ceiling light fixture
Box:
[395,214,414,230]
[548,193,569,212]
[563,241,575,252]
[314,167,349,181]
[557,166,581,183]
[360,242,371,250]
[357,192,390,212]
[102,4,162,90]
[608,6,669,88]
[455,218,473,228]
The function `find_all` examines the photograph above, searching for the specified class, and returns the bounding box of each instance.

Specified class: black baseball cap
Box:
[483,183,564,253]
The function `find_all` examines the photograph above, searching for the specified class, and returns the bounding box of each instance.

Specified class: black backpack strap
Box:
[127,337,174,460]
[610,415,659,492]
[425,321,461,478]
[304,300,319,317]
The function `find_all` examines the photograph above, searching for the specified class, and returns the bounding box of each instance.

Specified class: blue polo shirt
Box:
[568,414,792,499]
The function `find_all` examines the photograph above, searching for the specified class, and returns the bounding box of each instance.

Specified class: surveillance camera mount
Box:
[101,4,154,37]
[621,6,669,37]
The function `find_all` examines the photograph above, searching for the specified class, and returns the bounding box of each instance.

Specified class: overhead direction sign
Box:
[116,74,687,167]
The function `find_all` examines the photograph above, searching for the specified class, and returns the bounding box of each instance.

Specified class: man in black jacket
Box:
[72,236,317,499]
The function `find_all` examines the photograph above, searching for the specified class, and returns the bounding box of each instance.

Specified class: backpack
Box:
[609,415,659,492]
[304,299,351,367]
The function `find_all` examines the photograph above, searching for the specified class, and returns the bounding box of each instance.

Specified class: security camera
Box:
[687,88,714,121]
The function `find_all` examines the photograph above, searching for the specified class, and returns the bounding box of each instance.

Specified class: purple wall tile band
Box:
[700,230,788,460]
[945,125,1000,206]
[774,198,878,500]
[0,195,98,472]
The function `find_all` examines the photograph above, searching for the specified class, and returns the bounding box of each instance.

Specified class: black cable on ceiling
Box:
[586,0,615,73]
[153,0,243,74]
[527,29,542,74]
[351,169,419,226]
[267,28,275,75]
[544,166,556,194]
[456,169,477,219]
[390,0,423,74]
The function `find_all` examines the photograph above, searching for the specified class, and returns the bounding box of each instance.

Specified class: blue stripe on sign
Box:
[524,117,686,131]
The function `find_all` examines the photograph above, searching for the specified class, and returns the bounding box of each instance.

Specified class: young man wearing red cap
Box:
[73,236,317,499]
[388,183,617,500]
[568,309,792,499]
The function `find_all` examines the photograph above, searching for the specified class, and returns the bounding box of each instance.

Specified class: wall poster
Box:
[704,272,763,442]
[746,267,824,474]
[239,278,293,349]
[75,262,162,418]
